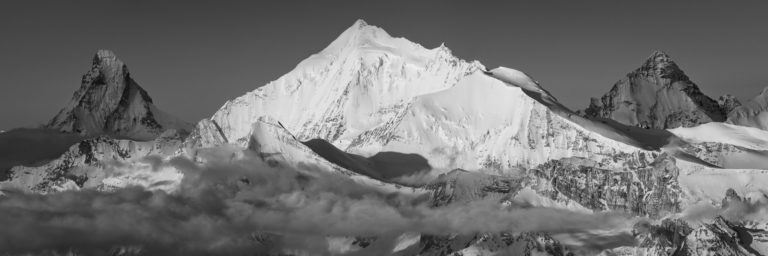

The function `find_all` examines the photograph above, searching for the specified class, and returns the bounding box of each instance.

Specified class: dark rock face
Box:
[426,169,523,207]
[630,218,693,255]
[634,217,763,256]
[525,154,681,218]
[584,51,726,129]
[302,138,431,181]
[47,50,189,141]
[410,232,573,256]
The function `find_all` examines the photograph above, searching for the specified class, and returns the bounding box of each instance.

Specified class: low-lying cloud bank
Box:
[0,149,643,255]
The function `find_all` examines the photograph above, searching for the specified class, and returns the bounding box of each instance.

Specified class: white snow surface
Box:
[346,70,656,174]
[669,122,768,151]
[203,20,482,149]
[677,160,768,208]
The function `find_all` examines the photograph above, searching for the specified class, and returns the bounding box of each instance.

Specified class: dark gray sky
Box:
[1,0,767,130]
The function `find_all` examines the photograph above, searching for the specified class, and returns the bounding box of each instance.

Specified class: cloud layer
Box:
[0,149,641,255]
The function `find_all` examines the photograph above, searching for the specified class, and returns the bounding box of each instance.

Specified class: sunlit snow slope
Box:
[199,20,482,148]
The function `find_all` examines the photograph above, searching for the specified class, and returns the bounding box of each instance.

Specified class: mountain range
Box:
[1,19,768,255]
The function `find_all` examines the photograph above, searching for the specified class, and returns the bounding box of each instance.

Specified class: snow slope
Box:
[202,20,482,148]
[677,160,768,208]
[669,122,768,169]
[237,116,429,195]
[345,69,659,174]
[670,122,768,151]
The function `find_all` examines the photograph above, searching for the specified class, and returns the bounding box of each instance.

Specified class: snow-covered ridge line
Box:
[486,67,675,151]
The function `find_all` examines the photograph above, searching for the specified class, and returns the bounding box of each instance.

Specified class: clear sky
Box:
[1,0,767,130]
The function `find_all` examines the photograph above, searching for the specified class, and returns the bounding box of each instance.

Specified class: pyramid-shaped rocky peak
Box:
[47,50,191,141]
[584,51,725,129]
[631,50,689,83]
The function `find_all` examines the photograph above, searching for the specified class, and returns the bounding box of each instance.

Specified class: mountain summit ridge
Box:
[633,50,690,83]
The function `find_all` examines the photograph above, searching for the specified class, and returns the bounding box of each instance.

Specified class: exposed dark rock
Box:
[47,50,190,141]
[525,154,680,218]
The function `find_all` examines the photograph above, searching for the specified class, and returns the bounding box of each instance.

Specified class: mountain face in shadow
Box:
[302,138,430,181]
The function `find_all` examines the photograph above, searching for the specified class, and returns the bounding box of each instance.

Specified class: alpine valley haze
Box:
[1,9,768,256]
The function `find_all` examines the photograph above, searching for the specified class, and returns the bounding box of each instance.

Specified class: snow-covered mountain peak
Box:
[202,21,482,148]
[318,19,458,66]
[46,50,191,141]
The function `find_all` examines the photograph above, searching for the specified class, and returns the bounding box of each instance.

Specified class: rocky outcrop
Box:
[407,232,572,256]
[415,170,574,256]
[427,169,523,207]
[47,50,191,141]
[525,154,679,218]
[584,51,726,129]
[680,141,745,168]
[719,94,743,114]
[606,190,768,255]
